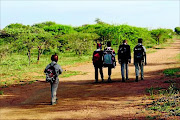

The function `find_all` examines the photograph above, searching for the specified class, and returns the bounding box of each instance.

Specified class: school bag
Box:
[93,52,101,64]
[118,45,127,60]
[45,64,56,83]
[103,48,115,67]
[134,45,144,61]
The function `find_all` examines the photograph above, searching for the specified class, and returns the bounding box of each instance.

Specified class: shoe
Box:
[122,77,125,82]
[141,77,144,80]
[135,76,138,82]
[126,78,129,80]
[51,102,56,105]
[108,77,112,82]
[102,79,104,82]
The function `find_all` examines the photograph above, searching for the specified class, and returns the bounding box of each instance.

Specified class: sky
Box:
[0,0,180,30]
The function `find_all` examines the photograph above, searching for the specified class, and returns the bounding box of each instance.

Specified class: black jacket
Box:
[93,49,103,67]
[118,44,131,62]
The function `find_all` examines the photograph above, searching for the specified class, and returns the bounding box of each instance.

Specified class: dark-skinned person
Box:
[133,38,147,82]
[118,40,131,82]
[44,54,63,105]
[92,43,104,83]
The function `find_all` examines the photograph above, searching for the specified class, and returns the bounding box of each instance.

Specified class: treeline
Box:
[0,20,178,65]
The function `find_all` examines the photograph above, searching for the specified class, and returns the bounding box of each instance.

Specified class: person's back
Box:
[118,40,131,82]
[93,48,103,67]
[92,43,104,83]
[118,42,131,63]
[44,54,63,105]
[133,38,147,82]
[103,41,116,82]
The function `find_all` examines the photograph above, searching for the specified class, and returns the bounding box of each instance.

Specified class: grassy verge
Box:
[145,84,180,116]
[0,52,91,87]
[145,60,180,117]
[163,68,180,77]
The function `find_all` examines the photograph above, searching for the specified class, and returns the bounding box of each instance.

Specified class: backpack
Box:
[103,48,115,67]
[134,45,144,61]
[118,45,127,59]
[45,64,56,83]
[93,53,101,64]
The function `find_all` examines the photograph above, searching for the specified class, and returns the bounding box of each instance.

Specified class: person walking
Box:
[92,43,104,83]
[134,38,147,82]
[103,41,116,82]
[44,54,63,105]
[118,40,131,82]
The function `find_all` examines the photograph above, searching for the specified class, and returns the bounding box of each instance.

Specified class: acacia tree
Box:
[36,32,59,63]
[175,27,180,35]
[14,32,36,66]
[61,32,99,55]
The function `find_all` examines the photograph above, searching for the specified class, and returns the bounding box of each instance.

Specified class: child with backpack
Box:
[134,38,147,82]
[92,43,104,83]
[103,41,116,82]
[118,40,131,82]
[44,54,63,105]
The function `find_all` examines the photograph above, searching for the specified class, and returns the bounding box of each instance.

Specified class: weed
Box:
[163,68,180,77]
[0,90,4,95]
[146,84,180,116]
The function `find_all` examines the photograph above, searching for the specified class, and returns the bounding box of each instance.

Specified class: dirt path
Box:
[0,39,180,120]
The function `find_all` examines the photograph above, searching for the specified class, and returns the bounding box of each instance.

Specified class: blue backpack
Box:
[103,48,115,67]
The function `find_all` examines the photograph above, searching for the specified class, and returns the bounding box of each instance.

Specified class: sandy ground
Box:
[0,39,180,120]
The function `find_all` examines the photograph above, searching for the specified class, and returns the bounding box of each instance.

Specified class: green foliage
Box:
[0,90,4,95]
[0,20,176,87]
[61,32,99,55]
[32,21,56,28]
[146,84,180,116]
[150,28,173,45]
[174,27,180,35]
[163,68,180,77]
[44,24,76,35]
[5,23,27,29]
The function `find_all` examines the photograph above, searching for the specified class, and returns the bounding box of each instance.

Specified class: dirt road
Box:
[0,39,180,120]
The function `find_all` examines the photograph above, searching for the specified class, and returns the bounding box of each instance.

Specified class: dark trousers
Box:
[108,67,112,76]
[95,66,103,82]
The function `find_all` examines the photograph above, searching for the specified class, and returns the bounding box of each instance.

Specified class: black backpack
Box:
[118,45,127,59]
[45,64,56,83]
[134,45,144,61]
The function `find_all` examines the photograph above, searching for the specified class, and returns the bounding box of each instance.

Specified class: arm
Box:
[55,64,63,76]
[143,46,147,65]
[128,45,131,63]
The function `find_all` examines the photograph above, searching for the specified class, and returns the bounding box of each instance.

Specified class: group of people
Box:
[44,38,147,105]
[92,38,147,83]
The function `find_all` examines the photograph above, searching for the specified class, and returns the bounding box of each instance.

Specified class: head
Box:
[51,54,58,62]
[138,38,143,43]
[97,43,102,49]
[123,40,127,44]
[107,41,111,47]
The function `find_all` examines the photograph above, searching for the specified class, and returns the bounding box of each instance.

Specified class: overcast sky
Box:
[1,0,180,30]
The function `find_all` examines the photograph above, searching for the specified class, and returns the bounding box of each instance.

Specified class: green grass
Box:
[0,90,4,95]
[163,68,180,77]
[145,84,180,116]
[0,52,91,87]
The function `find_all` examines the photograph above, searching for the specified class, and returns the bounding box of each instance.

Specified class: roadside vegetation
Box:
[145,55,180,118]
[0,19,179,88]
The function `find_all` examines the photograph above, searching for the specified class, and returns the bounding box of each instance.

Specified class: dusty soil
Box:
[0,39,180,120]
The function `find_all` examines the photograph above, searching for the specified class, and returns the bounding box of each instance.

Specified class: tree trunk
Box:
[37,46,42,64]
[27,49,31,66]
